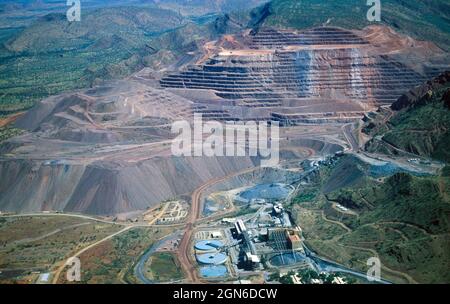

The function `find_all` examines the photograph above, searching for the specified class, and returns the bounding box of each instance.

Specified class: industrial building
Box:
[222,218,236,224]
[286,230,302,250]
[242,230,260,267]
[273,203,284,215]
[194,186,306,279]
[234,219,247,235]
[231,219,261,269]
[268,228,303,252]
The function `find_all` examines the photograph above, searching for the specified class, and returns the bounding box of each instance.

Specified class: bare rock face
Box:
[391,71,450,111]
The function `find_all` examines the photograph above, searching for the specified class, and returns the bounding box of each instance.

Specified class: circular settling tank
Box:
[194,240,224,251]
[199,265,228,278]
[196,253,228,265]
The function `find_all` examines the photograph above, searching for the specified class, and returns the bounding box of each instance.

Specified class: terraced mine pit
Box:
[248,27,370,48]
[161,26,448,124]
[0,25,448,216]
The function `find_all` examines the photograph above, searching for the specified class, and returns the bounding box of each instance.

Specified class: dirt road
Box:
[342,123,359,151]
[52,226,133,283]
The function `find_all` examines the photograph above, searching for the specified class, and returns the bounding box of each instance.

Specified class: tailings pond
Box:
[238,183,294,202]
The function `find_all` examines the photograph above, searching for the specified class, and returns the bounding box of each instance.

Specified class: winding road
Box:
[342,123,359,152]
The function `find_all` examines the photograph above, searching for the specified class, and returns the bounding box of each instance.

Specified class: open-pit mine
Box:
[1,25,447,215]
[1,23,449,284]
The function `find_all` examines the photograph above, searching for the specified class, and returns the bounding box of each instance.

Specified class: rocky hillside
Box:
[154,0,267,15]
[249,0,450,51]
[364,72,450,163]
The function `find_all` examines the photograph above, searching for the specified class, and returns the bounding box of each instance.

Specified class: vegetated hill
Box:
[364,72,450,163]
[249,0,450,51]
[154,0,268,16]
[0,0,259,29]
[293,154,450,283]
[5,6,186,53]
[327,171,450,283]
[0,5,182,113]
[0,0,156,28]
[328,171,450,234]
[0,6,240,115]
